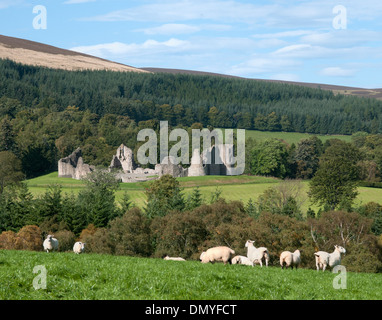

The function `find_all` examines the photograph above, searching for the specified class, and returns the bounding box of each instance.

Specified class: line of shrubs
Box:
[1,199,382,273]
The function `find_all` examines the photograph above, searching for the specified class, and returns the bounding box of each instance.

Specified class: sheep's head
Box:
[199,252,205,261]
[231,256,239,264]
[245,240,255,248]
[47,235,53,240]
[334,245,346,254]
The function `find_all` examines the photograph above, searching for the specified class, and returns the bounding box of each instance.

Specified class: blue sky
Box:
[1,0,382,88]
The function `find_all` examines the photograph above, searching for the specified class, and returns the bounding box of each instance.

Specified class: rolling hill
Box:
[1,34,381,100]
[0,34,148,73]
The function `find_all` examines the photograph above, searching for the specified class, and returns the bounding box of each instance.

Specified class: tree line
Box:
[2,58,382,135]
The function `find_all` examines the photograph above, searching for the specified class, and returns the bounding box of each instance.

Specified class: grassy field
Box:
[236,129,352,145]
[1,250,381,300]
[26,172,382,212]
[26,172,282,208]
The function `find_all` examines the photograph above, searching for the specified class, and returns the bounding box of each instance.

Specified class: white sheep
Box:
[43,234,59,253]
[163,255,186,261]
[314,245,346,271]
[245,240,269,267]
[200,246,235,265]
[280,249,301,269]
[73,241,86,254]
[232,255,254,266]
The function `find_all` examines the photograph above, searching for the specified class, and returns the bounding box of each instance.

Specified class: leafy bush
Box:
[108,208,152,256]
[14,225,42,251]
[54,230,76,252]
[151,209,208,259]
[356,202,382,236]
[81,227,114,255]
[78,224,97,242]
[0,230,18,249]
[342,242,382,273]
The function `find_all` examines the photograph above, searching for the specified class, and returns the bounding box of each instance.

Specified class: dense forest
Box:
[2,58,382,135]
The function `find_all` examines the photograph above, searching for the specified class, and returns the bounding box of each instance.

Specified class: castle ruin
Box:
[58,143,235,182]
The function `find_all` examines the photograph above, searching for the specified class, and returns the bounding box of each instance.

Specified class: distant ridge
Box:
[142,67,382,100]
[0,34,148,73]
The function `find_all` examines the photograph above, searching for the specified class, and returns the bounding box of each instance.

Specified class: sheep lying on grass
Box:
[73,241,85,254]
[245,240,269,267]
[280,250,301,269]
[43,235,59,253]
[163,255,186,261]
[200,246,235,265]
[232,255,254,266]
[314,245,346,271]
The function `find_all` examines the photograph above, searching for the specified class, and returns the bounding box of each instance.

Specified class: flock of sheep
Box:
[43,234,346,271]
[166,240,347,271]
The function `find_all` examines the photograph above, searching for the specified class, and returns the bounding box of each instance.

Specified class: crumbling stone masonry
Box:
[58,147,94,179]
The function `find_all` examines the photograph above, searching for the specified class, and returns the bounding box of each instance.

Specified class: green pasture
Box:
[235,129,352,145]
[26,172,382,212]
[0,250,381,300]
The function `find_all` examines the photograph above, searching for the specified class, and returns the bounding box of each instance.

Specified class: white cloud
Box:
[137,23,232,35]
[300,30,382,48]
[71,38,191,58]
[82,0,278,23]
[138,24,200,35]
[272,43,382,61]
[252,30,315,39]
[273,44,317,58]
[63,0,95,4]
[270,73,300,82]
[320,67,356,77]
[229,56,301,75]
[0,0,23,9]
[202,24,232,32]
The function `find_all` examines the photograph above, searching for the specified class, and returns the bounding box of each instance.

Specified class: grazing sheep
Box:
[314,245,346,271]
[200,246,235,265]
[280,250,301,269]
[43,234,59,253]
[245,240,269,267]
[163,255,186,261]
[73,241,85,254]
[232,255,254,266]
